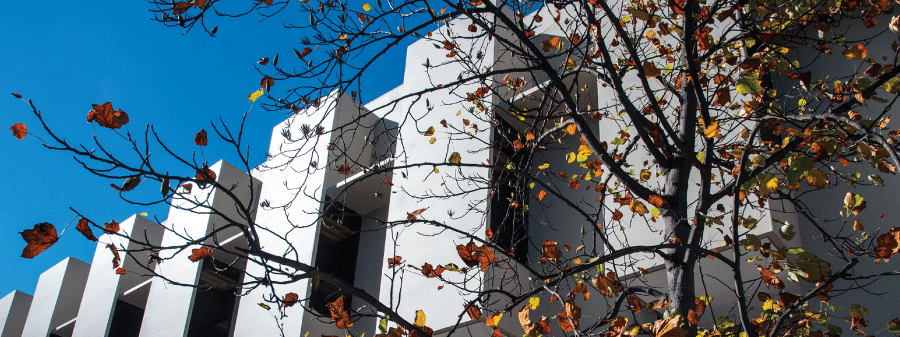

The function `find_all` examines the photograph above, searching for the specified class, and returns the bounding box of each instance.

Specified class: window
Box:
[309,199,362,315]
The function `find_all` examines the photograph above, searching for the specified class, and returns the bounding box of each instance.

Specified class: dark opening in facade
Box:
[490,117,529,261]
[186,259,242,337]
[310,199,361,315]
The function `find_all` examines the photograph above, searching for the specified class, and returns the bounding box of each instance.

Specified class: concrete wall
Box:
[0,291,32,337]
[71,215,164,337]
[20,258,90,337]
[139,160,260,337]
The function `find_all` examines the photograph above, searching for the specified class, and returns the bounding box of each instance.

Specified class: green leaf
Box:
[697,151,706,164]
[779,222,796,241]
[796,252,831,281]
[258,303,271,310]
[736,73,764,95]
[868,174,885,186]
[379,317,388,334]
[880,77,900,93]
[741,216,758,230]
[785,247,805,255]
[610,138,624,145]
[887,318,900,334]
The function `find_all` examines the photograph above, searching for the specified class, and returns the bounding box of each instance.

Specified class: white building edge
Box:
[3,5,899,337]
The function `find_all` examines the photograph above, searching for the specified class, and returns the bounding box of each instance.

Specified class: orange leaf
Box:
[466,304,482,320]
[104,220,120,234]
[20,223,58,258]
[842,43,868,60]
[712,87,730,106]
[421,263,445,278]
[648,195,666,207]
[407,208,427,221]
[569,178,580,190]
[87,102,130,129]
[281,292,299,308]
[76,218,97,241]
[387,256,404,268]
[593,272,624,297]
[337,164,352,175]
[537,190,548,201]
[196,163,218,185]
[194,129,208,146]
[643,61,661,78]
[328,296,353,328]
[107,244,121,269]
[188,247,213,262]
[491,327,502,337]
[612,209,623,221]
[485,312,504,326]
[542,241,562,259]
[115,268,126,275]
[260,76,275,92]
[9,123,26,140]
[566,124,577,135]
[649,316,687,337]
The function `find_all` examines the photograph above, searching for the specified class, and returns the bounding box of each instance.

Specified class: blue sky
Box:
[0,1,404,297]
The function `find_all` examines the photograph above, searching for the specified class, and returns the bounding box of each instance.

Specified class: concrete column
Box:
[21,258,90,337]
[0,290,33,337]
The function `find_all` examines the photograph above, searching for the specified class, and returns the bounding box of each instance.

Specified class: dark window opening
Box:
[108,300,144,337]
[186,259,241,337]
[310,200,361,316]
[490,118,529,262]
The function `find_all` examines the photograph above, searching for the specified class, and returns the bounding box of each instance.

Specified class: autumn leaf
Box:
[104,220,120,234]
[76,218,97,241]
[612,209,623,221]
[172,1,192,14]
[187,247,213,262]
[11,92,22,99]
[326,296,353,328]
[756,264,785,289]
[630,200,649,216]
[387,256,404,268]
[415,310,427,327]
[805,168,829,188]
[712,88,731,106]
[258,57,269,65]
[704,120,720,138]
[281,292,299,308]
[260,76,275,92]
[466,304,482,320]
[542,241,562,259]
[337,164,352,175]
[20,223,58,259]
[842,43,868,60]
[541,36,560,52]
[115,268,126,275]
[87,102,130,129]
[111,176,141,192]
[537,190,548,201]
[593,272,624,297]
[649,316,687,337]
[448,152,461,164]
[643,61,661,78]
[874,227,900,260]
[566,123,577,135]
[248,88,265,102]
[196,163,217,185]
[649,195,666,207]
[424,126,435,136]
[107,244,121,269]
[362,3,372,11]
[194,129,208,146]
[421,263,445,278]
[485,312,503,326]
[407,208,427,221]
[9,123,26,140]
[256,0,273,6]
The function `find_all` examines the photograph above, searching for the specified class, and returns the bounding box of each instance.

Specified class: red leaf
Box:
[115,268,126,275]
[87,102,130,129]
[76,218,98,241]
[194,129,208,146]
[422,263,446,278]
[20,223,58,258]
[104,220,120,234]
[256,0,274,6]
[172,1,191,14]
[258,57,270,65]
[188,247,213,262]
[387,256,404,268]
[196,163,217,185]
[281,292,299,308]
[327,296,353,328]
[260,76,275,92]
[9,123,26,140]
[107,244,121,269]
[11,92,22,99]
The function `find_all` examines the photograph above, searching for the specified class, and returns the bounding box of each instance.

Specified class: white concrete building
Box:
[6,5,900,337]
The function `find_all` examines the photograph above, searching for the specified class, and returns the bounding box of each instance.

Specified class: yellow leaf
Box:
[640,169,651,182]
[429,137,436,144]
[565,58,576,70]
[538,163,550,169]
[805,168,829,189]
[631,200,649,216]
[842,43,868,60]
[415,310,426,327]
[567,152,576,163]
[362,3,372,11]
[424,126,435,136]
[766,176,780,194]
[486,313,503,326]
[449,152,461,164]
[528,296,540,310]
[248,88,264,102]
[704,120,720,138]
